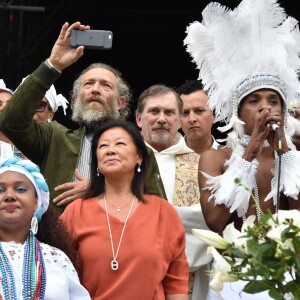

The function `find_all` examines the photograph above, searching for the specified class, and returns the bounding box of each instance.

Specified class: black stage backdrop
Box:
[0,0,298,140]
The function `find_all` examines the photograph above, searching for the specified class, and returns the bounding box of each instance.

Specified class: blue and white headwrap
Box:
[0,157,49,221]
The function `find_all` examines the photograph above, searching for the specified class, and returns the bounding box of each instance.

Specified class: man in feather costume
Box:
[185,0,300,298]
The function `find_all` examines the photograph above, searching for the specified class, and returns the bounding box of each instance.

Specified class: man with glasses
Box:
[33,84,68,123]
[18,77,69,124]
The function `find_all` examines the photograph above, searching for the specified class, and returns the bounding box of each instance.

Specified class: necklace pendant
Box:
[116,207,121,212]
[111,259,118,271]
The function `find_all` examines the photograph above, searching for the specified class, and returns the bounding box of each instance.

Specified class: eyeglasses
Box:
[36,101,51,112]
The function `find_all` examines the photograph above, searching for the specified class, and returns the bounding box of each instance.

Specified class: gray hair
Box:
[70,63,132,119]
[136,84,183,115]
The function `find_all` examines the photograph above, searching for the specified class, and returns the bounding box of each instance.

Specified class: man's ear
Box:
[117,96,126,109]
[211,114,216,124]
[136,112,142,129]
[177,116,181,130]
[49,111,55,121]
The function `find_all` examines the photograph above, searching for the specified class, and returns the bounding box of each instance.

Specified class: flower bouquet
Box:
[193,209,300,300]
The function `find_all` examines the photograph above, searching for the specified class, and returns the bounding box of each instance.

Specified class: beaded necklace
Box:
[239,135,278,222]
[0,231,46,300]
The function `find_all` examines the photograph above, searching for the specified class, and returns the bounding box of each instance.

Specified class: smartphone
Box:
[71,30,113,50]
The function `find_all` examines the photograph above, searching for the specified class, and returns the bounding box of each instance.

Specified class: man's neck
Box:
[186,135,213,155]
[146,134,180,152]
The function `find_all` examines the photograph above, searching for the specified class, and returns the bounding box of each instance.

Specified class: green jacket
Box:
[0,62,166,214]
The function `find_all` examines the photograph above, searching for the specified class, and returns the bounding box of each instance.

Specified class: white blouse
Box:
[1,241,91,300]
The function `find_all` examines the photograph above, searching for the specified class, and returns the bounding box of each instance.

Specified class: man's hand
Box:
[53,169,89,206]
[49,22,90,71]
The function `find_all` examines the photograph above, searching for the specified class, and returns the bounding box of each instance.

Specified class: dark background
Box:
[0,0,299,134]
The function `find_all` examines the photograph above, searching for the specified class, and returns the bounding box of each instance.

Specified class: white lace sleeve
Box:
[202,156,258,217]
[40,243,91,299]
[266,150,300,204]
[41,243,78,280]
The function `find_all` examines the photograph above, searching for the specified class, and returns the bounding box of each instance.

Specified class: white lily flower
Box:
[222,216,255,249]
[277,209,300,227]
[267,224,294,252]
[207,246,238,292]
[241,215,256,232]
[192,229,230,250]
[267,211,298,251]
[267,223,287,244]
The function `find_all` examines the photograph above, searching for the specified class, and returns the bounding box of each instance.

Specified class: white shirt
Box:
[1,241,91,300]
[145,133,193,203]
[146,134,219,300]
[0,140,14,161]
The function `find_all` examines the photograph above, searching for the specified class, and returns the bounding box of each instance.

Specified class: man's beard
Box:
[151,126,170,144]
[72,96,121,129]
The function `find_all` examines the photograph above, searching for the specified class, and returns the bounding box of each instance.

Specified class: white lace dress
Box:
[1,241,91,300]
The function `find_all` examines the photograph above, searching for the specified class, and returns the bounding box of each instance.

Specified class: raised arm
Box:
[0,22,90,164]
[48,22,90,71]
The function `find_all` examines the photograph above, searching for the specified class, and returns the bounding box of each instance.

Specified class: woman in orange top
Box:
[60,120,188,300]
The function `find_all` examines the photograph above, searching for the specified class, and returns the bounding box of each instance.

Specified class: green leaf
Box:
[256,242,276,260]
[293,236,300,254]
[285,281,300,297]
[243,280,273,293]
[225,247,247,259]
[268,289,283,300]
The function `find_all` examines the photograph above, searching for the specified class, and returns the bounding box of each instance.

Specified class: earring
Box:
[31,214,38,235]
[47,118,51,123]
[97,168,100,177]
[137,164,141,173]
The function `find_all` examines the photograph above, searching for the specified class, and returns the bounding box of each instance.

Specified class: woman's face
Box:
[0,171,37,231]
[97,127,142,178]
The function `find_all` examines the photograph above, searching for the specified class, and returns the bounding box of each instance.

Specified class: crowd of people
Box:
[1,0,300,299]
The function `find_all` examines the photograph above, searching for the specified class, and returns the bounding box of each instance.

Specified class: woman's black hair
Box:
[37,209,81,272]
[82,120,149,202]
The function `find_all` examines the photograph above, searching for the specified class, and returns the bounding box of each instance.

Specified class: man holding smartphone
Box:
[0,22,165,214]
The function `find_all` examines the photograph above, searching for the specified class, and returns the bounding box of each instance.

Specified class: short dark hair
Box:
[82,120,148,202]
[136,84,183,115]
[176,80,205,95]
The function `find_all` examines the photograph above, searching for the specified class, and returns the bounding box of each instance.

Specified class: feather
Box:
[184,0,300,125]
[202,156,258,217]
[265,150,300,203]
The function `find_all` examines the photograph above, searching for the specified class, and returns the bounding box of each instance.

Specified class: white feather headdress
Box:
[184,0,300,141]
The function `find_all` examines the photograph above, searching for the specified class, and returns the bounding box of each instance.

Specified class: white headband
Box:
[18,77,69,115]
[45,84,69,115]
[0,79,14,95]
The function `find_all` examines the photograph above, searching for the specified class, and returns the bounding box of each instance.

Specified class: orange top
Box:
[60,194,188,300]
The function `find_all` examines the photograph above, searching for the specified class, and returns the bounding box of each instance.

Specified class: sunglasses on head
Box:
[36,101,51,112]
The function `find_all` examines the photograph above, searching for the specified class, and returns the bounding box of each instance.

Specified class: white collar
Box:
[145,133,194,155]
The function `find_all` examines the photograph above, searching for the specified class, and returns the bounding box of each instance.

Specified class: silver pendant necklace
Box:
[104,194,136,271]
[107,197,132,213]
